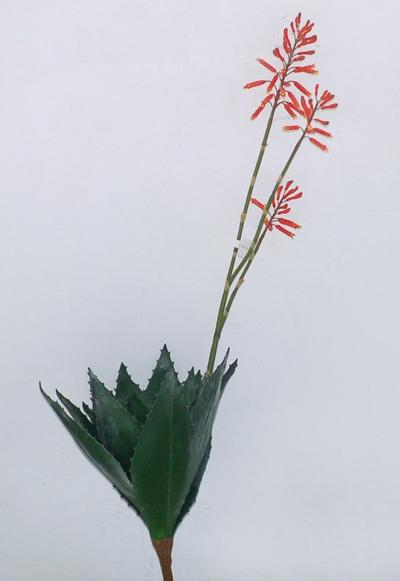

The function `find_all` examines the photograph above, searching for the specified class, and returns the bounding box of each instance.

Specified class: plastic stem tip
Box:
[152,537,174,581]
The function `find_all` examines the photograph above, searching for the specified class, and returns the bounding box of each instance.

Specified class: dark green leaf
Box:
[221,359,238,394]
[115,363,150,423]
[180,368,203,411]
[131,367,195,540]
[40,384,136,507]
[55,390,96,437]
[191,350,229,451]
[175,437,212,530]
[177,354,236,528]
[82,401,96,424]
[89,370,142,473]
[145,345,174,402]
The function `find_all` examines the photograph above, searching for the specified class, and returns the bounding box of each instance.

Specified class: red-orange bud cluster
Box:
[251,180,303,239]
[281,84,338,151]
[244,13,319,120]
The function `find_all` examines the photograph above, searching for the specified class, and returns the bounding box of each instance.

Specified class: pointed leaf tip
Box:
[145,345,176,402]
[55,388,97,437]
[39,382,48,398]
[221,358,238,393]
[115,361,150,423]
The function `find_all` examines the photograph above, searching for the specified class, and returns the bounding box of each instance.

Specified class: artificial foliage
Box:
[41,12,337,581]
[41,347,236,576]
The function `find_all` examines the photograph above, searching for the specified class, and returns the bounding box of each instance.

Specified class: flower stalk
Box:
[206,14,337,374]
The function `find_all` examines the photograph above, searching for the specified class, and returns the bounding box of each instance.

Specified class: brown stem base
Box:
[152,537,174,581]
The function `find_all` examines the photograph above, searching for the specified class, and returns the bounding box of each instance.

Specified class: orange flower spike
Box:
[251,178,304,240]
[245,14,321,121]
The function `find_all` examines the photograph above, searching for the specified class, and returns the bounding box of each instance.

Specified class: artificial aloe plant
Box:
[41,12,337,580]
[41,347,236,579]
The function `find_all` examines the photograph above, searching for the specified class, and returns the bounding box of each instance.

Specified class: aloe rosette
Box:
[40,346,237,580]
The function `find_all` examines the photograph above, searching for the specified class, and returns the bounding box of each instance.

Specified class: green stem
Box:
[206,38,305,375]
[222,226,268,326]
[206,98,279,375]
[229,131,306,284]
[220,101,321,324]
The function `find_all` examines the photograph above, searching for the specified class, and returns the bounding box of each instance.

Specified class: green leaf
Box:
[145,345,174,402]
[131,367,195,540]
[89,370,142,473]
[55,390,96,438]
[175,355,236,529]
[191,350,230,451]
[82,401,96,424]
[180,368,202,411]
[174,437,212,530]
[115,363,150,423]
[221,359,238,394]
[40,384,136,507]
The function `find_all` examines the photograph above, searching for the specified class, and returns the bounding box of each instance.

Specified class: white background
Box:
[1,1,399,580]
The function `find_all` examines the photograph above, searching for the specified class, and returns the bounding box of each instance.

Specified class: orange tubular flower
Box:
[250,94,274,121]
[251,180,303,239]
[244,13,319,120]
[281,84,338,151]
